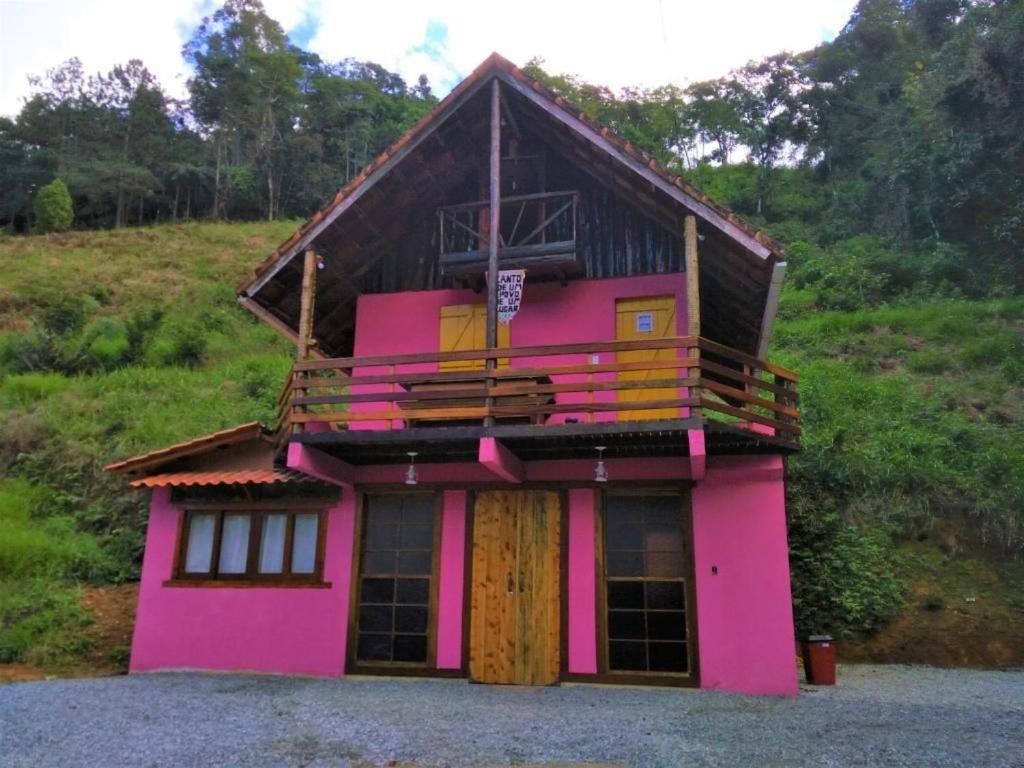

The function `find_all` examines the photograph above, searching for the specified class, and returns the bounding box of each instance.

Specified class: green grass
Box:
[0,222,1021,666]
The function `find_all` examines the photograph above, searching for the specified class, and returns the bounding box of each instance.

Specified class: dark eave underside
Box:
[240,56,782,360]
[292,419,796,466]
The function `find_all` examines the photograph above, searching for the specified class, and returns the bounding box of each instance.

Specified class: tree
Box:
[184,0,302,220]
[33,178,74,232]
[731,53,810,216]
[685,78,744,164]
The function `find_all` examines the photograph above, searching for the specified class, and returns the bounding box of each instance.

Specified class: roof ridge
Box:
[237,52,781,301]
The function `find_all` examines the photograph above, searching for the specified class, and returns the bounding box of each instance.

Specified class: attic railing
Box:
[276,336,800,448]
[438,190,577,266]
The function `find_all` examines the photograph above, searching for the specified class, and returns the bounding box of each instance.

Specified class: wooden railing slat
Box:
[279,335,800,447]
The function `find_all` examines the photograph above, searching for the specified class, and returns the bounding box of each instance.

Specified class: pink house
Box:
[107,54,800,696]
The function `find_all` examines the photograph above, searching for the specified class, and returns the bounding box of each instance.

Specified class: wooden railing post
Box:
[684,216,702,419]
[294,248,320,434]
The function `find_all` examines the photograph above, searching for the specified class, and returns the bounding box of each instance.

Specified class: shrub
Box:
[960,332,1024,368]
[0,480,115,582]
[74,317,132,371]
[40,297,87,336]
[143,316,207,367]
[907,349,946,374]
[788,506,905,639]
[0,580,93,665]
[0,329,58,375]
[0,372,69,408]
[33,179,74,233]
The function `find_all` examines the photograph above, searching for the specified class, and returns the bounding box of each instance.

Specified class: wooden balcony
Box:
[438,190,579,276]
[276,337,799,464]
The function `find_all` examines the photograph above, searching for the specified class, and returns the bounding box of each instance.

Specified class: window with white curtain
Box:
[218,514,251,574]
[291,514,319,574]
[184,514,215,573]
[177,508,325,582]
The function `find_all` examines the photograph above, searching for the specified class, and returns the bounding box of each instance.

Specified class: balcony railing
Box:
[437,190,578,275]
[277,337,800,450]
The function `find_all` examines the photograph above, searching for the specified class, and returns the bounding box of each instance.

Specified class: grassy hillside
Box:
[0,223,296,670]
[0,222,1021,674]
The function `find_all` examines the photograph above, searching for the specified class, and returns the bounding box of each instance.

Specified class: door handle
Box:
[506,571,514,595]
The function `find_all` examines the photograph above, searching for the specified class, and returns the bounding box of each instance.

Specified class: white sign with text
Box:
[497,269,526,324]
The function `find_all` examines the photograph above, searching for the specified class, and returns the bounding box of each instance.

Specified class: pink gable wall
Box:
[354,273,687,358]
[130,488,355,677]
[691,455,798,696]
[349,273,689,428]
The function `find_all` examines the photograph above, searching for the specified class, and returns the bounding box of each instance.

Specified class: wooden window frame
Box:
[594,487,699,685]
[347,491,443,674]
[167,501,329,588]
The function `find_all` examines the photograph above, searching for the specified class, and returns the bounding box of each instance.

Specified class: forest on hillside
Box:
[2,0,1022,298]
[0,0,1022,670]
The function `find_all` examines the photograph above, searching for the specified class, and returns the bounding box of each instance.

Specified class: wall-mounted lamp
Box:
[405,451,419,485]
[594,446,609,483]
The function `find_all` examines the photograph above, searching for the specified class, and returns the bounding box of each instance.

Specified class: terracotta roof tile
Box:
[129,469,313,488]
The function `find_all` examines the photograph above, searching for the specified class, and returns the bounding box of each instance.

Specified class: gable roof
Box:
[237,53,785,357]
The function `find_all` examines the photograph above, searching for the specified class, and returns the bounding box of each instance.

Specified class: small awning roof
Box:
[105,422,271,476]
[129,469,313,488]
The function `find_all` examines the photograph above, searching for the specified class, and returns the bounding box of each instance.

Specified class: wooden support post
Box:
[484,78,501,428]
[297,248,319,361]
[295,248,320,436]
[684,215,702,419]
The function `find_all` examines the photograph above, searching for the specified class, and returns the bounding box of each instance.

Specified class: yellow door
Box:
[616,296,678,420]
[439,304,509,371]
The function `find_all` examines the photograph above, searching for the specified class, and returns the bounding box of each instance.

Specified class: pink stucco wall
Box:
[133,455,797,694]
[436,490,467,669]
[567,489,597,674]
[129,487,356,677]
[691,455,798,696]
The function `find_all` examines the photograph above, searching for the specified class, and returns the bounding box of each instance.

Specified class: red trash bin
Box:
[802,635,836,685]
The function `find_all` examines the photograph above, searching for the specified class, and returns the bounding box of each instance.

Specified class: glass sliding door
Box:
[353,494,439,668]
[601,492,694,678]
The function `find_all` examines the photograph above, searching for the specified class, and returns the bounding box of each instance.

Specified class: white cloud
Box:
[305,0,858,92]
[0,0,204,114]
[0,0,857,117]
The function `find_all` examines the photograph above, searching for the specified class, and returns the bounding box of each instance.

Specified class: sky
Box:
[0,0,858,118]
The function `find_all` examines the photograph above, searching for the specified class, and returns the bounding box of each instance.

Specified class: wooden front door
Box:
[615,296,678,420]
[439,303,510,371]
[469,491,560,685]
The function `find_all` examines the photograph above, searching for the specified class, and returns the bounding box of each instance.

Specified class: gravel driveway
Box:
[1,665,1022,767]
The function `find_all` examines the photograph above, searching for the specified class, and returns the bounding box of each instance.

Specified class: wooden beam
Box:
[756,261,787,359]
[286,442,354,489]
[478,437,524,483]
[485,78,501,428]
[296,248,320,361]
